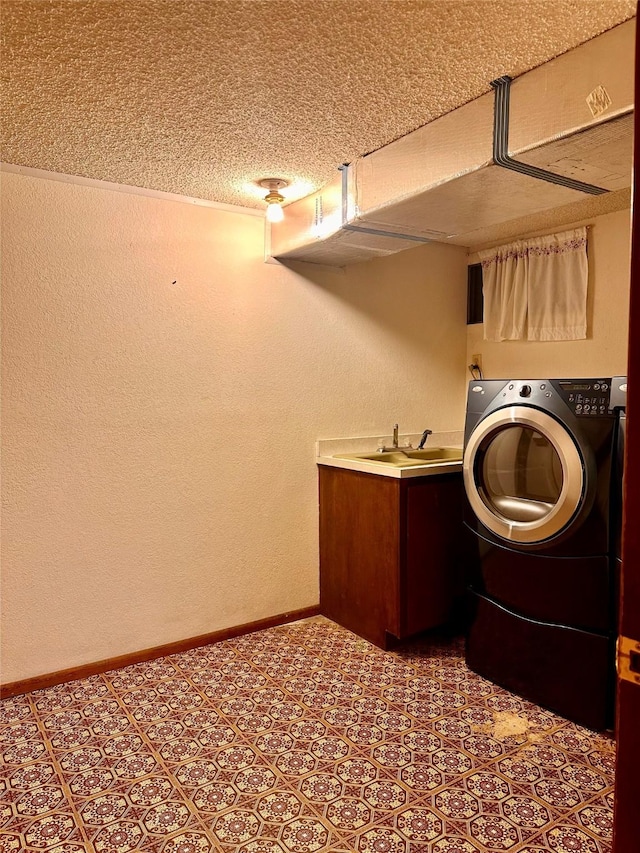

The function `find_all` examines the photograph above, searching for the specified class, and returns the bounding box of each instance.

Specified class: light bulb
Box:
[266,201,284,223]
[259,178,288,223]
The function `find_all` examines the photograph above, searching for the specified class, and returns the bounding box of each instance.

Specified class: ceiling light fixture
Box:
[259,178,288,223]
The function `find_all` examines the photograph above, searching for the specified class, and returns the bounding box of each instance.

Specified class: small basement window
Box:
[467,263,483,325]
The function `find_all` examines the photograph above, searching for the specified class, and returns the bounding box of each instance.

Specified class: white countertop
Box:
[316,430,464,479]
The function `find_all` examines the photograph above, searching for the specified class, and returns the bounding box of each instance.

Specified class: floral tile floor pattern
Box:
[0,617,615,853]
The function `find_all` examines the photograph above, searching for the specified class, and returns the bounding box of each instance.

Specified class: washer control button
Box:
[519,384,532,397]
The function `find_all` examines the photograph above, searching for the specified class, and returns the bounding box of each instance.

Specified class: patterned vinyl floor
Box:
[0,616,615,853]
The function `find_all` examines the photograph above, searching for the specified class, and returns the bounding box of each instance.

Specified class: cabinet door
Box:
[319,467,400,647]
[402,475,462,636]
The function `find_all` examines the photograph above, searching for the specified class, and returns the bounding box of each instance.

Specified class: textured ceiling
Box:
[1,0,637,210]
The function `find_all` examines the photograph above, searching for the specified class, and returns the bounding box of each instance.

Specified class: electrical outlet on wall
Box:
[471,353,483,371]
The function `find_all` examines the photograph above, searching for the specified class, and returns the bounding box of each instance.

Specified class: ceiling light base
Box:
[259,178,288,192]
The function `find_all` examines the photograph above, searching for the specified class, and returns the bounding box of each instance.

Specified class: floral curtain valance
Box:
[479,227,588,342]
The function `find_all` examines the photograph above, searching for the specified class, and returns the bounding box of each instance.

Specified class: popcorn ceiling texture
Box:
[1,0,636,209]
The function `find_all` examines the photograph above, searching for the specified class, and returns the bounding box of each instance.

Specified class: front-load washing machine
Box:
[462,378,624,730]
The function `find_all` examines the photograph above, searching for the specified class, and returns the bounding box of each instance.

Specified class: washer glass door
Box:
[464,406,585,544]
[482,426,563,522]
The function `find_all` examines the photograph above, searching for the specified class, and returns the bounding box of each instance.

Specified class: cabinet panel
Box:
[403,476,463,636]
[319,467,400,647]
[319,466,465,649]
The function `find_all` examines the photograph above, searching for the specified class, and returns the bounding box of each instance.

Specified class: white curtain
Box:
[479,227,588,342]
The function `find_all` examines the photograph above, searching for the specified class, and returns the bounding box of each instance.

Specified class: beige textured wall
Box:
[1,171,469,683]
[466,208,632,379]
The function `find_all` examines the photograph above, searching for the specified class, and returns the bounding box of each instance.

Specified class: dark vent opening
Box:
[467,263,484,325]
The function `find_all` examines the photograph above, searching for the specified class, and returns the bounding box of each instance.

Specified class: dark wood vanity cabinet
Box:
[319,465,464,649]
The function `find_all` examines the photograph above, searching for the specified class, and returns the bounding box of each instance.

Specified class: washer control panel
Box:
[494,379,614,417]
[556,379,612,416]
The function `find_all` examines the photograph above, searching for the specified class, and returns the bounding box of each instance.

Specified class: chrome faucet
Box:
[377,423,413,453]
[417,429,433,449]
